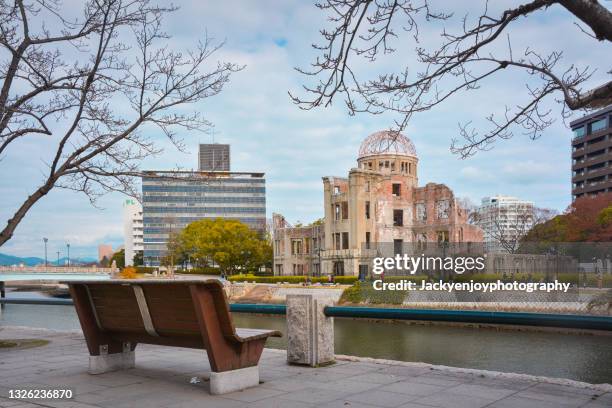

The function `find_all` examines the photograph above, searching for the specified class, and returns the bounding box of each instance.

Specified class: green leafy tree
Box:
[110,249,125,269]
[133,251,144,266]
[100,256,110,268]
[179,218,271,276]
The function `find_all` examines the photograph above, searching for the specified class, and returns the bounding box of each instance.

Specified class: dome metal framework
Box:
[358,130,417,158]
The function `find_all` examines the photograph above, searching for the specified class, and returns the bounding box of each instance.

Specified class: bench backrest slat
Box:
[88,284,145,333]
[69,280,238,346]
[141,284,201,336]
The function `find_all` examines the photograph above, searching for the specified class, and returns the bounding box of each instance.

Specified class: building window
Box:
[358,264,368,279]
[573,126,585,139]
[416,203,426,221]
[365,181,370,192]
[393,209,403,226]
[385,161,389,168]
[333,261,345,276]
[365,201,370,219]
[365,231,370,249]
[292,264,304,275]
[341,201,349,219]
[394,239,403,255]
[334,233,341,250]
[342,232,349,249]
[408,162,412,174]
[334,204,340,221]
[590,118,606,133]
[291,239,303,255]
[276,264,283,274]
[391,162,395,171]
[392,183,401,197]
[333,186,340,194]
[437,231,449,243]
[313,263,320,276]
[274,239,280,255]
[436,200,450,219]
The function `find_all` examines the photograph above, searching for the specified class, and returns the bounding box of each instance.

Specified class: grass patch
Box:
[0,339,50,350]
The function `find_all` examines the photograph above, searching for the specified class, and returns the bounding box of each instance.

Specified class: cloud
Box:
[1,0,604,256]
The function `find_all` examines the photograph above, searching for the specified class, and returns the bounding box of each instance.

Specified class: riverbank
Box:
[5,279,612,316]
[0,326,609,407]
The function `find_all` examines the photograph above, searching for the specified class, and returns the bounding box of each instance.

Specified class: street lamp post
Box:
[43,237,48,267]
[66,243,70,266]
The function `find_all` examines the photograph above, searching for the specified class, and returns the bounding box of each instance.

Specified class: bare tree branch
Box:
[0,0,243,246]
[293,0,612,157]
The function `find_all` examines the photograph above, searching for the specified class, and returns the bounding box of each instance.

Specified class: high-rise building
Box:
[571,105,612,200]
[199,143,230,171]
[273,130,482,277]
[98,244,114,263]
[123,199,143,266]
[474,196,534,253]
[142,144,265,266]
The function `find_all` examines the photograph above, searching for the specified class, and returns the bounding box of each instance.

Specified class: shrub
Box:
[332,276,358,285]
[227,275,355,284]
[339,280,408,305]
[176,266,222,275]
[119,267,138,279]
[134,266,156,274]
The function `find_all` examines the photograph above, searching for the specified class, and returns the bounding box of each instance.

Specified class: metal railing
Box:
[2,298,612,331]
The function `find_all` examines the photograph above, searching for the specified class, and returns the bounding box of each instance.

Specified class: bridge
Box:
[0,265,117,274]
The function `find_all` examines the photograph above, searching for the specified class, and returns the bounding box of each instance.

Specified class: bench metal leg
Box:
[209,366,259,395]
[89,343,135,374]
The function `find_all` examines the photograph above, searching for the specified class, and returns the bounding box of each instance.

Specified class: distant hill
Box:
[0,253,97,266]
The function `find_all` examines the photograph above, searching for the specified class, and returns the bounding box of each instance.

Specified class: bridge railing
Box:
[0,266,117,274]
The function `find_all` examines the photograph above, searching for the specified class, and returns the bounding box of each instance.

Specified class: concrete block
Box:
[286,294,334,367]
[209,366,259,394]
[88,350,135,374]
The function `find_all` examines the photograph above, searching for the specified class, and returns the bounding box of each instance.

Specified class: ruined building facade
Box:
[273,130,483,277]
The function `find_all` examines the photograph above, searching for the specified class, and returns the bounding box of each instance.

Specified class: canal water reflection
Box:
[1,292,611,384]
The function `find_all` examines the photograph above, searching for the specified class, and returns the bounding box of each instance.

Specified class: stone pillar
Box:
[286,294,334,367]
[88,343,135,374]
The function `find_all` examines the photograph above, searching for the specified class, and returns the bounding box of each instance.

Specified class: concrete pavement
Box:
[0,326,610,408]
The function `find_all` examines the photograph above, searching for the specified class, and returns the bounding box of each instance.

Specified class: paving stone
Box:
[0,327,608,408]
[280,387,352,404]
[413,391,497,408]
[345,390,418,407]
[445,383,517,399]
[348,372,405,385]
[486,395,582,408]
[512,388,595,406]
[244,397,314,408]
[220,387,287,403]
[378,381,446,397]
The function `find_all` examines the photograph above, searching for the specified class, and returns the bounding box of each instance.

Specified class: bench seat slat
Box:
[235,328,282,342]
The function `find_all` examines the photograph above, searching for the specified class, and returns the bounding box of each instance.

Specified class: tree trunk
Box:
[0,183,52,246]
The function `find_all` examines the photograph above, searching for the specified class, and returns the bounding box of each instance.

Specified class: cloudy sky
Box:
[1,0,610,258]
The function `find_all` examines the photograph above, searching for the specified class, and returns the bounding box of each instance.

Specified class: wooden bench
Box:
[64,280,281,394]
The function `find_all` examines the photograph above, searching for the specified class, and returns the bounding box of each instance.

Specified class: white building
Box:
[475,195,534,253]
[123,199,143,266]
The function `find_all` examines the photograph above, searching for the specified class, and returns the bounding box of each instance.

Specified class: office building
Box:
[123,199,143,266]
[473,195,534,253]
[571,105,612,199]
[142,144,265,266]
[273,130,482,277]
[199,143,230,171]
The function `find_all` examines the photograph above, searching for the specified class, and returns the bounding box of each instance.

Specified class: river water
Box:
[1,290,611,384]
